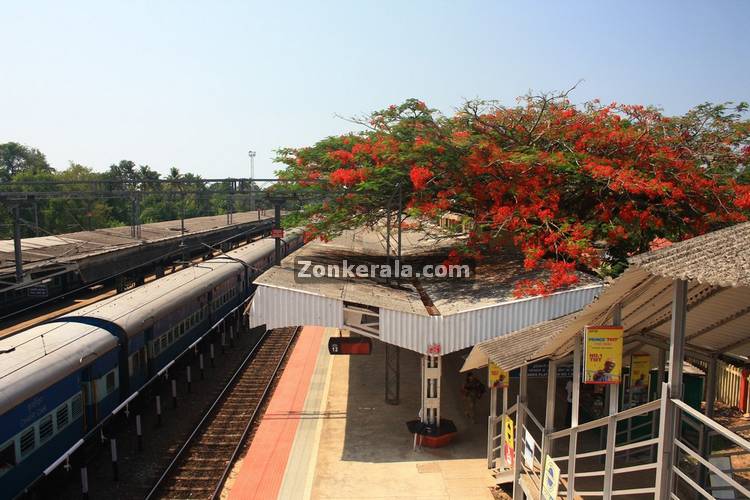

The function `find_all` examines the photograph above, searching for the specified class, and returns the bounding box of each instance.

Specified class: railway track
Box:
[145,326,300,500]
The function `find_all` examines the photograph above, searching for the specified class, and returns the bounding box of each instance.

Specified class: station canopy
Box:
[464,221,750,371]
[247,221,602,356]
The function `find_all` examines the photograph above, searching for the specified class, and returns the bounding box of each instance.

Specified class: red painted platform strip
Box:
[228,326,324,500]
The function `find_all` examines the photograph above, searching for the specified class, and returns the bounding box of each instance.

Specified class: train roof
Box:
[62,233,298,335]
[0,322,117,415]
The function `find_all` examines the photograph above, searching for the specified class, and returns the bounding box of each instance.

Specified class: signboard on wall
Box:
[584,326,623,385]
[489,362,509,389]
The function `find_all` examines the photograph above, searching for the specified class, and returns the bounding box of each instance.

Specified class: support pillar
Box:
[542,359,558,464]
[568,333,582,500]
[487,366,499,469]
[512,365,528,500]
[274,202,282,265]
[656,279,688,499]
[385,343,400,405]
[12,205,23,282]
[420,354,441,425]
[698,355,718,487]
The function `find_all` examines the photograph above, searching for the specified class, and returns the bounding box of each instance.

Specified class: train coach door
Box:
[81,367,91,431]
[144,326,155,379]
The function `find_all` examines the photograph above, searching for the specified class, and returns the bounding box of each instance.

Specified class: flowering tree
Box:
[276,94,750,295]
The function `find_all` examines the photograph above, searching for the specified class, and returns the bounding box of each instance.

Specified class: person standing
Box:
[565,378,573,427]
[462,372,485,423]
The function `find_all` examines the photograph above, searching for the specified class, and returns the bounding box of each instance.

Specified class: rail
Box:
[144,325,300,499]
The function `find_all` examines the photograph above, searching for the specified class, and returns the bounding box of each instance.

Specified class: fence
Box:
[689,357,747,409]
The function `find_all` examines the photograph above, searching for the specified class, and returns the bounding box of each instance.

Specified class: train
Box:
[0,230,303,499]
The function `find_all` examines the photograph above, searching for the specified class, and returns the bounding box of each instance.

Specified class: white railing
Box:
[547,398,661,498]
[669,398,750,499]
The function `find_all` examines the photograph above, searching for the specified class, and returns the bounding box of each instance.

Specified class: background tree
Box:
[276,95,750,295]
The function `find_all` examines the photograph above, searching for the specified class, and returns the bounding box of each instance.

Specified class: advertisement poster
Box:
[503,415,515,466]
[584,326,623,385]
[489,362,509,389]
[630,353,651,406]
[541,454,561,500]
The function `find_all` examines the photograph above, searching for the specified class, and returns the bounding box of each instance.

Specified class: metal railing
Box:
[669,398,750,499]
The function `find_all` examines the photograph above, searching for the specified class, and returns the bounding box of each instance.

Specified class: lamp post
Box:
[248,150,256,212]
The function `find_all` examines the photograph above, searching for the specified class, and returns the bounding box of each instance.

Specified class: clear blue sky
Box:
[1,1,748,179]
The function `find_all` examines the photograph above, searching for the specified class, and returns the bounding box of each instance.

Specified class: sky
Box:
[1,1,748,179]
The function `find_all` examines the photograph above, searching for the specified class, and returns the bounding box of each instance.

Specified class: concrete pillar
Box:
[421,354,441,426]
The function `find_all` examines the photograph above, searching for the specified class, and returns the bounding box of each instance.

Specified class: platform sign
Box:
[328,336,372,355]
[271,228,284,238]
[503,415,515,466]
[27,285,48,298]
[489,362,509,389]
[584,326,623,385]
[630,353,651,406]
[541,454,561,500]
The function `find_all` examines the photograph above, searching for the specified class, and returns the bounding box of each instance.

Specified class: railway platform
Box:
[224,328,496,500]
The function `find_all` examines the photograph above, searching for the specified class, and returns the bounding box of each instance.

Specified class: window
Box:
[38,415,53,444]
[19,427,35,457]
[106,372,116,395]
[71,394,82,420]
[0,441,15,475]
[56,405,69,429]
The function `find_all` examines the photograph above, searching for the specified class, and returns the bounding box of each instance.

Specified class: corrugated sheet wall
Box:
[247,285,344,330]
[380,285,602,354]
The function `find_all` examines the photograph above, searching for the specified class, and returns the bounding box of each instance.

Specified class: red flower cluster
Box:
[409,165,433,190]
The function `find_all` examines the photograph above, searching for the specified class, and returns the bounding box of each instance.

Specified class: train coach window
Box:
[71,394,83,420]
[38,415,53,444]
[56,404,69,430]
[0,441,15,474]
[19,427,35,457]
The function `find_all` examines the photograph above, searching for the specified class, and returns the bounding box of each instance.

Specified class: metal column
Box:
[385,343,400,405]
[12,205,23,282]
[568,334,582,500]
[656,279,688,499]
[274,202,282,265]
[512,365,528,500]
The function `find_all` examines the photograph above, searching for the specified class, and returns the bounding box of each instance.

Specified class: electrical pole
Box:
[248,150,256,212]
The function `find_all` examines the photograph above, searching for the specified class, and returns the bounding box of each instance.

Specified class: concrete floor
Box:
[308,336,496,500]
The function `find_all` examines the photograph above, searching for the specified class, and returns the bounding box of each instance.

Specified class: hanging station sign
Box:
[489,362,509,389]
[583,326,623,385]
[328,336,372,355]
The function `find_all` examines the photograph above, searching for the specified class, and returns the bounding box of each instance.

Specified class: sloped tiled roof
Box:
[629,222,750,288]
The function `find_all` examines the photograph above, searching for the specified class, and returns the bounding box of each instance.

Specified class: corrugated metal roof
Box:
[629,221,750,288]
[247,285,344,331]
[461,314,575,373]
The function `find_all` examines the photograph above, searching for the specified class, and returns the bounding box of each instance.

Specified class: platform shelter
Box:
[464,221,750,499]
[245,224,601,437]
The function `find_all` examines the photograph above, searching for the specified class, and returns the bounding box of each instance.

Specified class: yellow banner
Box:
[630,353,651,405]
[489,362,509,389]
[584,326,623,385]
